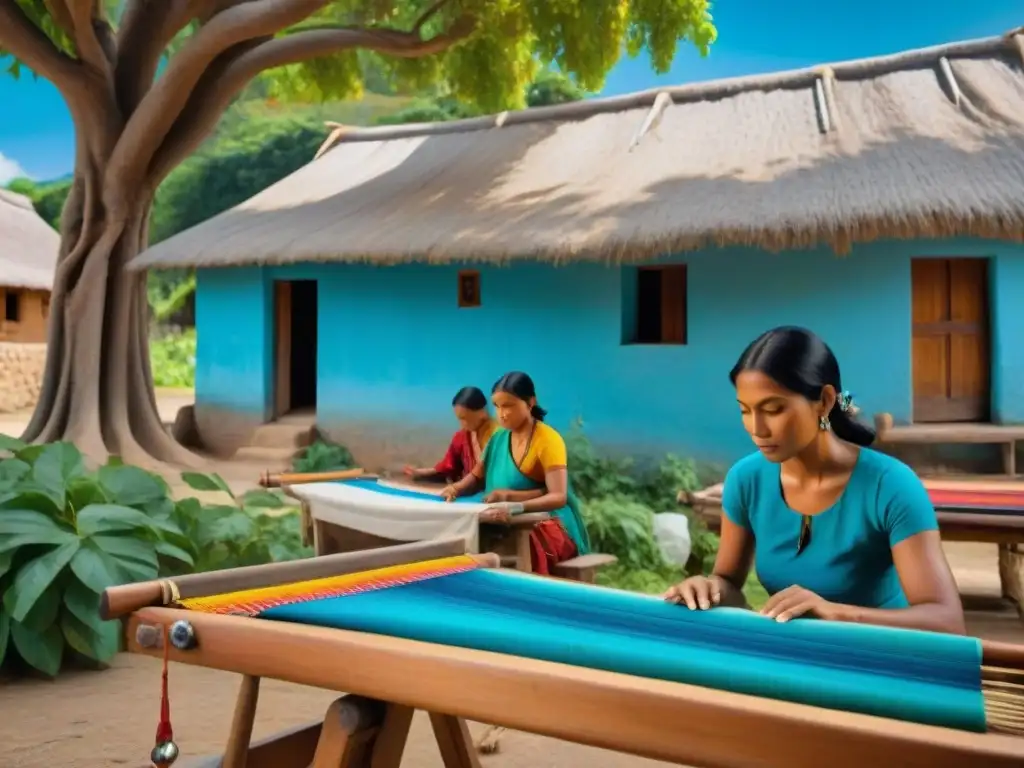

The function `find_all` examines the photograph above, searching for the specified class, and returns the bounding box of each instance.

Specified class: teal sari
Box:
[481,428,592,555]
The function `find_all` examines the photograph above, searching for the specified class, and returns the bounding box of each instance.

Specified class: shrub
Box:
[0,437,311,678]
[565,419,717,574]
[292,440,356,474]
[149,328,196,389]
[0,438,195,676]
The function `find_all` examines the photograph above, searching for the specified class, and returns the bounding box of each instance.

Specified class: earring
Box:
[819,415,831,431]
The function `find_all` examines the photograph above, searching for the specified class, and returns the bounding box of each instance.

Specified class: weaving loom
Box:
[104,538,1024,768]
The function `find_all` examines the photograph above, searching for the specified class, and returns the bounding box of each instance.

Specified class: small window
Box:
[4,291,19,323]
[457,270,481,308]
[627,265,687,345]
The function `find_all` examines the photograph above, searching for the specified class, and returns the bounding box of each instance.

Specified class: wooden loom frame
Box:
[103,538,1024,768]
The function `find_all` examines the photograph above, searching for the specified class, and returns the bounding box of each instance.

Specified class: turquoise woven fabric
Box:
[261,568,986,732]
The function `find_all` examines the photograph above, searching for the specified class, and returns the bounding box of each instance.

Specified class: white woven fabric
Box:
[289,481,488,551]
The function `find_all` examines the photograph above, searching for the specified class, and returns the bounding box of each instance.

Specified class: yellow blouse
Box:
[516,422,568,483]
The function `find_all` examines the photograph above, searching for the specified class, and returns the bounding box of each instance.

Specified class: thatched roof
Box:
[131,29,1024,271]
[0,189,59,290]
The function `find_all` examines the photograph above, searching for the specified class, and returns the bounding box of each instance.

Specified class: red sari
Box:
[433,423,495,481]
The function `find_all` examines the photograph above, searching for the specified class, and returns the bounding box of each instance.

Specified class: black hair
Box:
[492,371,547,422]
[451,386,488,411]
[729,326,876,447]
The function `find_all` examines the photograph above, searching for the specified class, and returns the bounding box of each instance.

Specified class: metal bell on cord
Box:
[151,739,179,767]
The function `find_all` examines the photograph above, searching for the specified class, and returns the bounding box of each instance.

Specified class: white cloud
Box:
[0,152,30,185]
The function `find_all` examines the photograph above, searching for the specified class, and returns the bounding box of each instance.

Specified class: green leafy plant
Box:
[176,473,313,572]
[292,440,356,474]
[0,438,194,677]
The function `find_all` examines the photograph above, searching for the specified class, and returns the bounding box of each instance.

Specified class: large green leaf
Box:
[61,610,119,663]
[180,471,234,497]
[14,444,47,464]
[0,487,64,517]
[66,476,110,511]
[76,504,159,537]
[0,458,31,490]
[0,433,27,453]
[89,535,159,582]
[98,465,169,507]
[69,542,123,592]
[4,540,80,622]
[155,540,195,567]
[32,442,86,508]
[19,582,61,632]
[0,509,78,553]
[0,548,13,580]
[0,609,9,667]
[241,489,286,509]
[10,618,63,677]
[62,576,104,631]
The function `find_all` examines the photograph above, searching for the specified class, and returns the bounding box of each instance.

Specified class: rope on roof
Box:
[628,91,672,152]
[816,66,840,133]
[813,67,833,134]
[1006,27,1024,66]
[937,57,963,107]
[494,111,510,128]
[315,123,352,159]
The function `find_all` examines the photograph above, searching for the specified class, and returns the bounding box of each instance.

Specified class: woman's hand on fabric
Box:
[483,490,510,503]
[759,585,839,623]
[663,575,726,611]
[479,506,511,523]
[440,485,457,502]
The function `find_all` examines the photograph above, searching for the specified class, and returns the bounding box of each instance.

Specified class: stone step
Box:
[233,444,301,466]
[249,420,316,449]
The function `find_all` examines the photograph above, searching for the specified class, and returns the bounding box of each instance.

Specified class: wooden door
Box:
[911,258,990,422]
[274,281,292,417]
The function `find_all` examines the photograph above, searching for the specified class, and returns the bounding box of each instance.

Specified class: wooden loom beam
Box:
[126,606,1024,768]
[101,537,475,620]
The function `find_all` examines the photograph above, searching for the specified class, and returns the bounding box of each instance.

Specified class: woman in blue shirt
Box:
[665,326,965,634]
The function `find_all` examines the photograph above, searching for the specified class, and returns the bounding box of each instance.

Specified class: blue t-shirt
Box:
[722,448,939,609]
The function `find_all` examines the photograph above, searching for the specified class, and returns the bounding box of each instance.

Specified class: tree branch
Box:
[114,0,198,115]
[412,0,451,34]
[66,0,114,74]
[106,0,331,212]
[0,0,83,90]
[145,17,475,189]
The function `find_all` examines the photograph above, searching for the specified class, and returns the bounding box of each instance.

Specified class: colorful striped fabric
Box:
[173,558,989,735]
[928,487,1024,514]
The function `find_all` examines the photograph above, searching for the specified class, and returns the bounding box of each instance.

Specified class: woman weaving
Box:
[666,327,965,635]
[441,371,592,563]
[403,386,497,483]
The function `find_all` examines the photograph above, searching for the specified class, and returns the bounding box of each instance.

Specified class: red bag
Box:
[529,518,577,575]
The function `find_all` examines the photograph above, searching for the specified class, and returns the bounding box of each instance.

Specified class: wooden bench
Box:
[498,552,618,583]
[874,414,1024,477]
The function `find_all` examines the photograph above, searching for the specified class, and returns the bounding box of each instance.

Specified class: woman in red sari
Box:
[403,386,497,483]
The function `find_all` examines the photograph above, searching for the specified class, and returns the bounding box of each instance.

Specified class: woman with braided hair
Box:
[665,326,965,636]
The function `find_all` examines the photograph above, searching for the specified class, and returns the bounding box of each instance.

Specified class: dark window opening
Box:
[289,280,318,411]
[630,265,687,345]
[458,270,481,308]
[4,291,20,322]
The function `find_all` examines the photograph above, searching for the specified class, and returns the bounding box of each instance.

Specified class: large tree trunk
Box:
[0,0,473,469]
[20,169,202,469]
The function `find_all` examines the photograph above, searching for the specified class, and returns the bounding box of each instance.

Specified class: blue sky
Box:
[0,1,1020,183]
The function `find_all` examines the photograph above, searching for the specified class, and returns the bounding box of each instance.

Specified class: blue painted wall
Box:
[194,239,1024,464]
